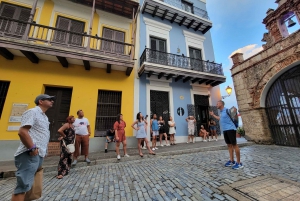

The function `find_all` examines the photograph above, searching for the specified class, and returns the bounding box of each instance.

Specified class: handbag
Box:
[62,134,76,154]
[24,168,43,201]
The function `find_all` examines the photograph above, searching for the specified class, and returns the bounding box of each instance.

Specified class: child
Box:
[105,128,115,153]
[186,116,196,143]
[199,125,209,142]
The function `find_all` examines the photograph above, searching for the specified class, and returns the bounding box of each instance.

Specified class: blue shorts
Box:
[14,151,43,194]
[210,126,216,131]
[106,136,114,143]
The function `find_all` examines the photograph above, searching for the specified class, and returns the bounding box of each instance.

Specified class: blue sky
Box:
[206,0,299,109]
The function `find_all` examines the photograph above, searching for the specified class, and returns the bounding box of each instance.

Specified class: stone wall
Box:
[230,28,300,144]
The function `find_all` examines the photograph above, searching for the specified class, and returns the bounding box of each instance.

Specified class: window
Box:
[0,3,30,36]
[189,47,202,60]
[150,37,166,52]
[53,16,85,46]
[101,28,125,54]
[181,1,194,14]
[95,90,122,137]
[0,81,10,118]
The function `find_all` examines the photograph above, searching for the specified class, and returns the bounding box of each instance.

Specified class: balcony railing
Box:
[161,0,209,20]
[140,48,223,76]
[0,16,133,57]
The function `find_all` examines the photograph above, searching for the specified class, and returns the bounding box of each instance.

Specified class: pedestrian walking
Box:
[210,100,244,169]
[72,110,91,166]
[186,116,196,143]
[57,116,76,179]
[168,116,176,145]
[131,112,156,157]
[158,116,170,146]
[105,128,115,153]
[209,118,218,141]
[114,114,130,160]
[11,94,55,201]
[150,114,159,151]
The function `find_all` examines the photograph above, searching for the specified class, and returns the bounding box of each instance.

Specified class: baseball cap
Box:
[34,94,55,105]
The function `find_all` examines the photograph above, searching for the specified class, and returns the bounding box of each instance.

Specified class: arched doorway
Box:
[266,66,300,147]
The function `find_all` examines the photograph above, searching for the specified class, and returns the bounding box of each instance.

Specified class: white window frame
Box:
[183,30,206,60]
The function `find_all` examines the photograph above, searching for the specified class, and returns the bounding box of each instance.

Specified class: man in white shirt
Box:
[12,94,54,201]
[72,110,91,165]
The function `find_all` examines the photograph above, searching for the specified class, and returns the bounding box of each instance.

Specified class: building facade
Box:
[136,0,225,143]
[231,0,300,146]
[0,0,139,160]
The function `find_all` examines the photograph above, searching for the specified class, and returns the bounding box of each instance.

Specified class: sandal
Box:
[57,175,63,179]
[139,154,144,157]
[149,152,156,155]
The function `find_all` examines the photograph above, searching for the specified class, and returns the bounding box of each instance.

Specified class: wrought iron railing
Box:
[140,48,223,76]
[0,16,133,57]
[161,0,209,20]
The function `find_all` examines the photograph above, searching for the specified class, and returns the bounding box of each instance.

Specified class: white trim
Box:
[199,0,206,3]
[183,30,206,60]
[146,83,174,142]
[190,85,211,105]
[147,76,172,83]
[143,17,172,53]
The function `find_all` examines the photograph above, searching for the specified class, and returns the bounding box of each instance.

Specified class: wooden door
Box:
[45,87,72,142]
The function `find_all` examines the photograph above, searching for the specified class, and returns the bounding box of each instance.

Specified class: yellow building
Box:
[0,0,139,160]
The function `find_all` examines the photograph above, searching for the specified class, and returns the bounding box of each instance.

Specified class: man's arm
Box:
[209,111,220,120]
[150,120,153,132]
[18,126,34,149]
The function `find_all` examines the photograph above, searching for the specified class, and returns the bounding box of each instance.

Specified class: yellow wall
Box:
[0,56,135,140]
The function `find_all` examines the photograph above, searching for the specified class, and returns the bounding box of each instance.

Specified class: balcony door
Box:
[181,0,194,14]
[101,28,125,54]
[150,37,167,65]
[53,16,85,46]
[189,47,203,71]
[0,3,30,37]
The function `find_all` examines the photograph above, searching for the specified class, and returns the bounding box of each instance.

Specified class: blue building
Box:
[136,0,226,143]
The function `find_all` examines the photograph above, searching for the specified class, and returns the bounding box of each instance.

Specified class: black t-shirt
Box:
[106,129,115,137]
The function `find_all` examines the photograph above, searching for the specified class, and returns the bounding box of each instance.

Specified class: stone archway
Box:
[264,66,300,147]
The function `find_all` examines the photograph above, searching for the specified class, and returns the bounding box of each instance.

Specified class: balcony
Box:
[0,17,135,75]
[139,48,225,86]
[142,0,212,34]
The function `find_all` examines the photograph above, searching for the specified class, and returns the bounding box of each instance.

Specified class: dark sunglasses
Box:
[42,98,54,102]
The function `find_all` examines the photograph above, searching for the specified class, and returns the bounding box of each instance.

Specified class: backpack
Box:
[226,107,239,128]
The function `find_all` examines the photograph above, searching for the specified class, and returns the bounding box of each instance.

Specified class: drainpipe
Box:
[86,0,96,52]
[22,0,38,41]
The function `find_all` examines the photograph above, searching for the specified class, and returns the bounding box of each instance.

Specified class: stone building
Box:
[231,0,300,146]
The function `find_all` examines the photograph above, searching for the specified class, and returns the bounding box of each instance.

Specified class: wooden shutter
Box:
[0,4,16,33]
[189,47,202,60]
[158,40,166,52]
[114,30,125,54]
[15,7,30,35]
[53,17,70,43]
[69,20,84,46]
[101,28,114,52]
[150,38,157,50]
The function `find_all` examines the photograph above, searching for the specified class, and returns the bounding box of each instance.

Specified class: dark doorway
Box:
[194,95,209,134]
[266,66,300,147]
[150,90,170,140]
[45,87,72,142]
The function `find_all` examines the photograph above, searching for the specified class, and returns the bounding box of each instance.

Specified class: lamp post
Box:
[222,86,232,99]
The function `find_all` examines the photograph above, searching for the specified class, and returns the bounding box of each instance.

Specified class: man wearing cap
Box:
[12,94,55,201]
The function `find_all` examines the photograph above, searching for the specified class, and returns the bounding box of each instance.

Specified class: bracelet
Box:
[27,144,36,151]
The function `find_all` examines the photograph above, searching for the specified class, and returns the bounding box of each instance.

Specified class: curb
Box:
[2,142,254,178]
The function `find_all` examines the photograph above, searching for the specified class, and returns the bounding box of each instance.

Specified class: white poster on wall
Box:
[9,103,28,122]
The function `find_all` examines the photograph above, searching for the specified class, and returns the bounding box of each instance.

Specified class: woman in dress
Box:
[114,114,129,160]
[158,116,170,146]
[209,118,218,141]
[168,116,176,145]
[131,112,155,157]
[57,115,76,179]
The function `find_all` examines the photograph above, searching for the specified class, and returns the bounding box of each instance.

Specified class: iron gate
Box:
[150,90,170,137]
[266,66,300,147]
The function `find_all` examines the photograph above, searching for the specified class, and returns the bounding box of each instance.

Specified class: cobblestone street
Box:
[1,145,300,201]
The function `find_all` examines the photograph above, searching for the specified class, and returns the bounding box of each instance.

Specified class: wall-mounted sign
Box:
[180,96,184,100]
[9,103,28,122]
[177,107,185,116]
[7,126,21,131]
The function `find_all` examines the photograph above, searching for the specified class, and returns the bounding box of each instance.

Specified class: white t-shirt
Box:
[73,117,90,135]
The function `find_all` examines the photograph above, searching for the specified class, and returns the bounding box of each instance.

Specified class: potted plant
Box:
[236,127,245,138]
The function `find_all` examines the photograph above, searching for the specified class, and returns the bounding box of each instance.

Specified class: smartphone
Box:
[145,115,148,119]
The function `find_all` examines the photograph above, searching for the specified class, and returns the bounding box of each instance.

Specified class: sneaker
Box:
[105,149,108,153]
[232,162,244,170]
[152,148,156,151]
[225,160,236,167]
[71,160,77,166]
[161,144,164,147]
[117,155,121,160]
[142,147,147,150]
[216,139,218,141]
[193,141,195,143]
[203,140,207,142]
[155,147,158,150]
[85,158,91,163]
[187,142,189,143]
[166,144,170,146]
[208,139,211,142]
[124,154,130,157]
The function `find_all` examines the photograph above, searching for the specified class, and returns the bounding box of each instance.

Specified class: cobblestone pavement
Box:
[1,144,300,201]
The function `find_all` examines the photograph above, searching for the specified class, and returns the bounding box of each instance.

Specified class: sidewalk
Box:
[0,138,253,178]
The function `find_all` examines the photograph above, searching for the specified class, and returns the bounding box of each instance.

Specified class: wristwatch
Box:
[27,145,37,153]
